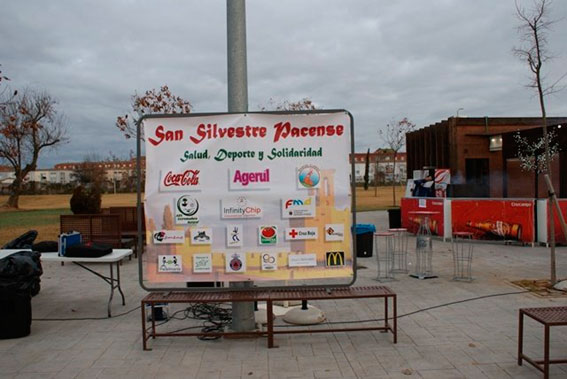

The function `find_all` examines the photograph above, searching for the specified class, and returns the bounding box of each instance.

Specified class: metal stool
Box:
[452,232,474,281]
[388,228,408,273]
[374,232,395,281]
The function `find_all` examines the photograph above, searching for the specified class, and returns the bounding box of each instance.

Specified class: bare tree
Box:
[260,97,318,111]
[0,89,68,208]
[71,153,107,190]
[379,118,416,206]
[0,65,17,108]
[116,85,192,139]
[514,0,562,283]
[363,148,370,190]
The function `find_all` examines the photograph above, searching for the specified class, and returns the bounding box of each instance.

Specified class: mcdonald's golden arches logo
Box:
[326,251,345,267]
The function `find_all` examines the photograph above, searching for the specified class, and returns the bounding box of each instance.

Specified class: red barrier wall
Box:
[551,199,567,244]
[452,199,534,243]
[401,198,444,236]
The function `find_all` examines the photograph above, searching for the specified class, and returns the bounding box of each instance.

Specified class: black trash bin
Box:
[387,208,402,228]
[353,224,376,258]
[0,251,42,339]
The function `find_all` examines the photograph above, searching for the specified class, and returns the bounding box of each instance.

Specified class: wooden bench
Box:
[141,286,396,350]
[60,214,123,247]
[518,306,567,378]
[109,206,144,257]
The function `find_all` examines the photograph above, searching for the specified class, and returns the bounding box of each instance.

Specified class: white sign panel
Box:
[229,168,271,190]
[158,255,182,272]
[221,196,264,219]
[153,230,185,244]
[281,196,316,218]
[160,169,202,192]
[288,254,317,267]
[261,252,278,271]
[226,224,243,248]
[324,224,345,242]
[190,227,212,245]
[225,252,246,273]
[285,227,318,241]
[193,254,212,273]
[143,112,353,284]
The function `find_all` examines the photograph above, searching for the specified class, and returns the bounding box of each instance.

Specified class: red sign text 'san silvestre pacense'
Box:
[148,121,344,146]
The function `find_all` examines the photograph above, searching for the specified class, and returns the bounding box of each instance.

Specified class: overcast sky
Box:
[1,0,566,168]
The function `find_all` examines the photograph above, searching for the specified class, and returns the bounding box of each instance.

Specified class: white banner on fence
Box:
[143,112,353,283]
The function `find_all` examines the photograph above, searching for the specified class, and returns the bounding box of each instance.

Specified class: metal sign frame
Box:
[136,110,357,291]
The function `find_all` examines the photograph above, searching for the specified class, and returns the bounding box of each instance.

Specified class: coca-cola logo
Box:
[163,170,200,187]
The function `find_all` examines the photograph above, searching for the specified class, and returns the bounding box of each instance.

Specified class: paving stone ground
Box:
[1,211,566,378]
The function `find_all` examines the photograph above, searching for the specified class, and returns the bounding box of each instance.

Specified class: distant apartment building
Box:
[54,157,145,183]
[0,158,146,192]
[350,149,407,184]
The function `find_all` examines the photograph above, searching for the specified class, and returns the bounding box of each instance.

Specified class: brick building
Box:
[350,149,407,184]
[406,117,567,198]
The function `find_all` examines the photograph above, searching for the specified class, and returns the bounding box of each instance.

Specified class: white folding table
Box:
[0,249,133,317]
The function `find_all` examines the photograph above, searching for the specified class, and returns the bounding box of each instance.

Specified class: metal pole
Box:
[227,0,255,332]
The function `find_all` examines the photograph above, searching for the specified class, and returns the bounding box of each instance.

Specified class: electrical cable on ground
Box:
[33,290,529,330]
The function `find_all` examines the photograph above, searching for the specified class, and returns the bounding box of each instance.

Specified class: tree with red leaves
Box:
[0,89,68,208]
[116,85,192,139]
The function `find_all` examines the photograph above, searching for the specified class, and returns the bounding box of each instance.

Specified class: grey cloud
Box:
[1,0,566,168]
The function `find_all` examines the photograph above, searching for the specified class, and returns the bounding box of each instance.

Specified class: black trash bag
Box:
[2,230,39,249]
[32,241,59,253]
[0,251,43,296]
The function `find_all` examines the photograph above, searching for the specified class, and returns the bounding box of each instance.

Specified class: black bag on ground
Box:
[0,251,42,339]
[65,242,113,258]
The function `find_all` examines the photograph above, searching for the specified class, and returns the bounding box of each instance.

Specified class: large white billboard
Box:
[142,111,354,285]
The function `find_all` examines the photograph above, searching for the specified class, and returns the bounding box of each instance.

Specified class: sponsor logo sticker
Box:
[153,230,185,244]
[158,255,182,272]
[261,252,278,271]
[190,227,212,245]
[226,224,243,248]
[193,254,212,273]
[175,195,200,225]
[288,253,317,267]
[221,196,263,219]
[160,169,201,192]
[285,227,318,241]
[229,168,270,190]
[281,196,316,218]
[259,225,278,245]
[225,252,246,273]
[324,224,345,242]
[326,251,345,267]
[297,164,321,189]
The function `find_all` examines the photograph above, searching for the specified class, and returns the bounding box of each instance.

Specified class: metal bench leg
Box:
[518,310,524,366]
[141,301,149,350]
[267,300,275,348]
[393,295,397,343]
[544,325,550,379]
[383,296,389,333]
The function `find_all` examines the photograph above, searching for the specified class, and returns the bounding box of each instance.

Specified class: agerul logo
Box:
[177,195,199,216]
[298,164,321,188]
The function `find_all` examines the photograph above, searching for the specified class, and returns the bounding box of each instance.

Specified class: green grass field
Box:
[0,186,405,245]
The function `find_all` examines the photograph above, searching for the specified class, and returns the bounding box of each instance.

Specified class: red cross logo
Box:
[288,229,298,239]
